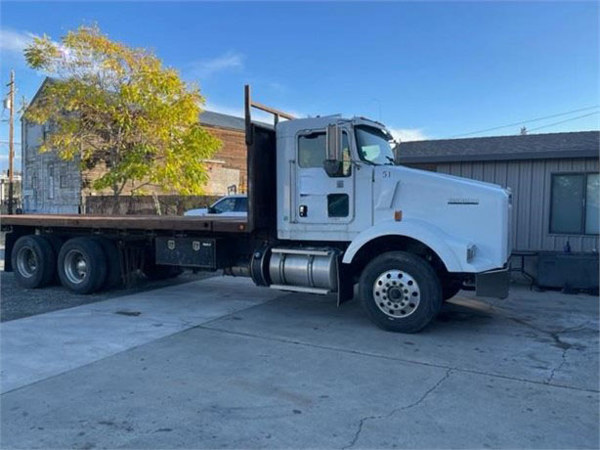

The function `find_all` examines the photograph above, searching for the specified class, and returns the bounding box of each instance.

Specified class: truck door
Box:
[295,129,354,225]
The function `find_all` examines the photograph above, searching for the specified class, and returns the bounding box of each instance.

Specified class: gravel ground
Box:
[0,270,216,322]
[0,231,216,322]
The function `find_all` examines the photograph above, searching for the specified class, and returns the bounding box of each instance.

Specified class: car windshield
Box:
[355,125,395,165]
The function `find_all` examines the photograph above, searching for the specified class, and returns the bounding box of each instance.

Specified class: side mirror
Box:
[323,160,343,177]
[207,206,217,214]
[392,140,400,164]
[324,123,342,177]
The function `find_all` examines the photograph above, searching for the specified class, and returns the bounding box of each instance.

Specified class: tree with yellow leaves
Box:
[24,25,221,213]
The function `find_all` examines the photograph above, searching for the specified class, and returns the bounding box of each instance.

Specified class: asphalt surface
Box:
[1,277,598,449]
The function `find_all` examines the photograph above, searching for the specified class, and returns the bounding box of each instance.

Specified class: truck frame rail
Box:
[0,214,248,233]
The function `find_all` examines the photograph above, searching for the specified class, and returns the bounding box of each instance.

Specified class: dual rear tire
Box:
[57,238,108,294]
[11,235,122,294]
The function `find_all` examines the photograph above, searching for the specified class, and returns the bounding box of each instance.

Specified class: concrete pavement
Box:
[1,277,598,449]
[1,277,281,393]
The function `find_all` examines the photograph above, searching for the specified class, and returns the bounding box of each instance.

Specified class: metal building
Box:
[397,131,599,287]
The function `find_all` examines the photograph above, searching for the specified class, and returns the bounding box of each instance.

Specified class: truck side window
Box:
[298,131,351,177]
[328,193,349,217]
[298,132,326,168]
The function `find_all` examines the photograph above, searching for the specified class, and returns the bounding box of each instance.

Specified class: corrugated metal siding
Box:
[438,158,599,252]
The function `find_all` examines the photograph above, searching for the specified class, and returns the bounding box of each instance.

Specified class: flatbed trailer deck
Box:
[0,213,255,284]
[0,214,249,233]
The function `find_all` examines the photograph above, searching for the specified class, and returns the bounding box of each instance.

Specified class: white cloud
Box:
[0,29,35,54]
[388,128,429,142]
[188,51,244,79]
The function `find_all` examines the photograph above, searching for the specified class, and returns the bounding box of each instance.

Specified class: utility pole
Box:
[6,70,15,214]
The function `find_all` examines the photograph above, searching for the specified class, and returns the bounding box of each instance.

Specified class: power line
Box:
[527,111,600,132]
[451,105,600,138]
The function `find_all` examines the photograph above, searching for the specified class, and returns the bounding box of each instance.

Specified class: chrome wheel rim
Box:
[17,247,38,278]
[64,249,88,285]
[373,270,421,318]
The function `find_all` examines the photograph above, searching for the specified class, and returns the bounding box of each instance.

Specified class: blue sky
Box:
[1,1,599,171]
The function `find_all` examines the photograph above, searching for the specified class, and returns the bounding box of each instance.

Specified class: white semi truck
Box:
[1,86,511,333]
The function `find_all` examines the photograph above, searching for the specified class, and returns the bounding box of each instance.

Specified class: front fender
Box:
[342,218,470,273]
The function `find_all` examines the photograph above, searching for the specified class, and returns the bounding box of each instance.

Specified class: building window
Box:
[60,167,68,188]
[48,165,54,200]
[550,173,599,235]
[42,123,50,143]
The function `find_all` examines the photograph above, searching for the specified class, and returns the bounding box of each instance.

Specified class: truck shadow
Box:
[434,296,495,326]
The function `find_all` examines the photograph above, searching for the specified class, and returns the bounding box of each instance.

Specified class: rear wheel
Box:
[11,235,57,289]
[41,234,63,284]
[359,251,442,333]
[93,237,122,289]
[58,237,107,294]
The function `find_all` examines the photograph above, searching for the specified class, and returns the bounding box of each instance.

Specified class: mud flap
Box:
[337,258,354,306]
[476,267,509,299]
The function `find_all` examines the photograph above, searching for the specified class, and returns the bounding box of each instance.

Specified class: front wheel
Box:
[358,251,442,333]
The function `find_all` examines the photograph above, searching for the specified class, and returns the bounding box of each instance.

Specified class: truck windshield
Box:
[355,126,395,165]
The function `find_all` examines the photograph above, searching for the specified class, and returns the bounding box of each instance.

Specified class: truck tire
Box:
[442,281,462,301]
[58,237,107,294]
[93,237,122,289]
[358,251,442,333]
[11,235,57,289]
[43,234,63,257]
[42,234,63,284]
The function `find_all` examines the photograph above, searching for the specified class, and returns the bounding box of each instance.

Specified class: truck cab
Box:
[246,93,511,332]
[276,115,511,275]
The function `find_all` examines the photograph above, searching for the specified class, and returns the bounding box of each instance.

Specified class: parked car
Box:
[184,195,247,218]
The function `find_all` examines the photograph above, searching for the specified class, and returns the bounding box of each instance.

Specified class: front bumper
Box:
[475,266,509,299]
